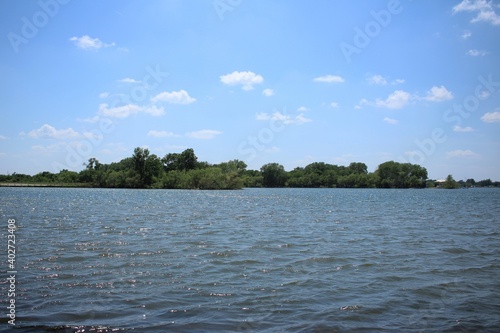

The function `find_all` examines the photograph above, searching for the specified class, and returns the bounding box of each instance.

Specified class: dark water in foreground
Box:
[0,187,499,332]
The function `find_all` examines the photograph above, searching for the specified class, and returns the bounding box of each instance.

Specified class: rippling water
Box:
[1,187,499,332]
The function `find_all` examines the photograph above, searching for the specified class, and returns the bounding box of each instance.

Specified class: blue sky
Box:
[1,0,499,180]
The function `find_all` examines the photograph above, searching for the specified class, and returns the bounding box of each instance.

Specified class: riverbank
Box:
[0,183,91,188]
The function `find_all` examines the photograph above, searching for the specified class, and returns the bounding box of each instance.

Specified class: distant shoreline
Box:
[1,183,497,190]
[0,183,91,188]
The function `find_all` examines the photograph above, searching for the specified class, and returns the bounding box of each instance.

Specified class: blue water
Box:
[1,187,499,332]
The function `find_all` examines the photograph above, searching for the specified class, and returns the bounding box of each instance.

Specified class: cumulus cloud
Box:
[330,102,339,108]
[118,78,141,84]
[481,110,500,123]
[98,103,164,118]
[256,112,312,125]
[383,117,399,125]
[69,35,115,50]
[151,90,196,104]
[423,86,454,102]
[453,125,474,132]
[367,74,387,85]
[26,124,81,140]
[446,149,480,159]
[147,130,178,138]
[186,129,223,140]
[220,71,264,91]
[467,49,488,56]
[462,30,472,39]
[376,90,411,108]
[453,0,500,25]
[262,88,275,97]
[313,75,345,83]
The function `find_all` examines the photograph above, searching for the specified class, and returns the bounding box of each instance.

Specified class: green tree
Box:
[216,159,247,176]
[477,179,493,187]
[162,148,199,172]
[131,148,163,187]
[144,154,163,186]
[443,174,459,189]
[375,161,427,188]
[56,169,79,183]
[243,170,263,187]
[261,163,287,187]
[348,162,368,174]
[465,178,476,187]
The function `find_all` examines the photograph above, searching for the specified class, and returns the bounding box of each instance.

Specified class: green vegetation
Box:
[443,174,460,189]
[1,147,498,189]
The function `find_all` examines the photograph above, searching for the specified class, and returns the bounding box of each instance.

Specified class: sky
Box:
[0,0,499,181]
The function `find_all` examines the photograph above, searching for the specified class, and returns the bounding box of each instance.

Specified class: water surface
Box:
[1,188,499,332]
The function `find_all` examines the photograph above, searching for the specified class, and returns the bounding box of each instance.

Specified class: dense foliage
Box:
[1,148,498,189]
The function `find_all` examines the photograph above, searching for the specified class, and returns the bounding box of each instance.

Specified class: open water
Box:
[0,187,499,332]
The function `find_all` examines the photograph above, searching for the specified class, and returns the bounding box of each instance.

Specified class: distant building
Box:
[434,179,446,187]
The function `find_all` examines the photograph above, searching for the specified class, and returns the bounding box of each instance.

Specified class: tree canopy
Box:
[1,147,498,189]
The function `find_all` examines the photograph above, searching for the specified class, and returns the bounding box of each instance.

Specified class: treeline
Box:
[1,148,498,189]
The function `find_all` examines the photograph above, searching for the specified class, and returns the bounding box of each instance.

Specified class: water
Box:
[1,187,499,332]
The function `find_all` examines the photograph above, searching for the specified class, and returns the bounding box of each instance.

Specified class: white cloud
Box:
[186,129,223,140]
[27,124,81,140]
[262,88,275,97]
[78,115,101,123]
[446,149,480,159]
[98,103,164,118]
[256,112,312,125]
[462,30,472,39]
[0,135,7,140]
[358,90,411,109]
[481,111,500,123]
[31,143,66,155]
[151,90,196,104]
[118,78,141,84]
[478,90,491,99]
[220,71,264,91]
[423,86,454,102]
[297,106,309,112]
[330,102,339,108]
[367,74,387,85]
[69,35,115,50]
[265,146,280,153]
[383,117,399,125]
[256,112,270,121]
[392,79,405,85]
[82,131,103,141]
[453,0,500,25]
[143,105,165,116]
[147,130,178,138]
[313,75,345,83]
[453,125,474,132]
[99,92,110,99]
[98,103,143,118]
[467,49,488,56]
